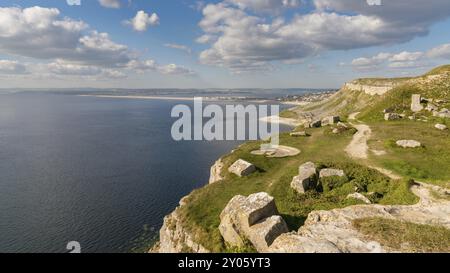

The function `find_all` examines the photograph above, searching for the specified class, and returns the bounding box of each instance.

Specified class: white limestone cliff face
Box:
[157,198,210,253]
[344,82,397,96]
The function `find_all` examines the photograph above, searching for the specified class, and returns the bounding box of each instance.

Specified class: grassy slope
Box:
[178,129,418,252]
[353,217,450,253]
[174,65,450,253]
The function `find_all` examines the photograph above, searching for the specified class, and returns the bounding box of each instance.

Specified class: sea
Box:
[0,89,329,253]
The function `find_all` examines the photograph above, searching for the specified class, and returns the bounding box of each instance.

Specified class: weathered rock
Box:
[209,159,224,184]
[228,159,256,177]
[219,193,286,251]
[321,116,340,126]
[337,122,348,128]
[411,94,424,112]
[332,128,340,134]
[269,233,341,253]
[435,124,448,130]
[159,208,210,253]
[433,108,450,118]
[396,140,421,148]
[290,131,308,137]
[425,103,438,112]
[309,120,322,128]
[383,108,394,114]
[346,193,371,204]
[248,216,289,252]
[319,168,345,178]
[384,113,401,121]
[291,162,318,194]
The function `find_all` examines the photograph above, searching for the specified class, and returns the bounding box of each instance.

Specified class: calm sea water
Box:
[0,92,297,253]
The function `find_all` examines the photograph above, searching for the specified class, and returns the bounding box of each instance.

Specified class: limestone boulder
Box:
[269,233,341,253]
[219,193,287,251]
[411,94,424,112]
[384,113,401,121]
[290,131,308,137]
[291,162,318,194]
[435,124,448,131]
[346,193,371,204]
[319,168,345,178]
[425,103,438,112]
[248,216,289,252]
[396,140,421,148]
[433,108,450,118]
[321,116,340,126]
[228,159,256,177]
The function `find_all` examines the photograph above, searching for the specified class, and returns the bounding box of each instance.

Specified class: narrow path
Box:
[345,123,371,159]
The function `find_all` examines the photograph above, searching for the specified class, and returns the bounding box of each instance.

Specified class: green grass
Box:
[367,120,450,185]
[353,217,450,253]
[279,109,299,119]
[177,128,419,252]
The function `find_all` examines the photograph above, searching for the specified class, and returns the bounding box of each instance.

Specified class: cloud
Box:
[0,60,29,74]
[350,43,450,71]
[197,0,450,73]
[0,6,195,79]
[164,43,192,54]
[98,0,121,9]
[427,43,450,59]
[226,0,300,14]
[126,60,196,76]
[125,11,160,32]
[0,7,130,67]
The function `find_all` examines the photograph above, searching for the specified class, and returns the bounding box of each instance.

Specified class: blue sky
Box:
[1,0,450,89]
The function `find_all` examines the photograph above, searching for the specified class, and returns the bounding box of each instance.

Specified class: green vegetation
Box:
[366,121,450,185]
[177,128,419,252]
[353,217,450,253]
[279,109,299,119]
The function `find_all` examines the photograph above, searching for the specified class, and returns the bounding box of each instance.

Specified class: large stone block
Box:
[228,159,256,177]
[411,94,424,112]
[321,116,340,126]
[291,162,318,194]
[248,216,289,252]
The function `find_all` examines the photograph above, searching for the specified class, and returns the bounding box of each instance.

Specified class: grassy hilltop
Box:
[173,65,450,253]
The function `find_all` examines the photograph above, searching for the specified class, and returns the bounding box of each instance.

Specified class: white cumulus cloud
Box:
[125,11,160,32]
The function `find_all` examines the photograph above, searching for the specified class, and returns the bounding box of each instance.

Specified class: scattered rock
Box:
[248,216,289,252]
[319,168,345,178]
[228,159,256,177]
[309,120,322,128]
[396,140,422,148]
[425,103,438,112]
[433,108,450,118]
[332,128,340,134]
[321,116,340,126]
[411,94,424,112]
[346,193,371,204]
[337,122,348,128]
[290,131,308,137]
[384,113,401,121]
[219,193,288,252]
[291,162,318,194]
[383,108,394,114]
[269,233,341,253]
[435,124,448,131]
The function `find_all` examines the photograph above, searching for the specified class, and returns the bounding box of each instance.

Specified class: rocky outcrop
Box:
[209,159,224,184]
[344,82,396,96]
[269,182,450,253]
[219,193,288,252]
[291,162,318,194]
[290,131,308,137]
[396,140,422,148]
[228,159,256,177]
[158,199,210,253]
[411,94,424,112]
